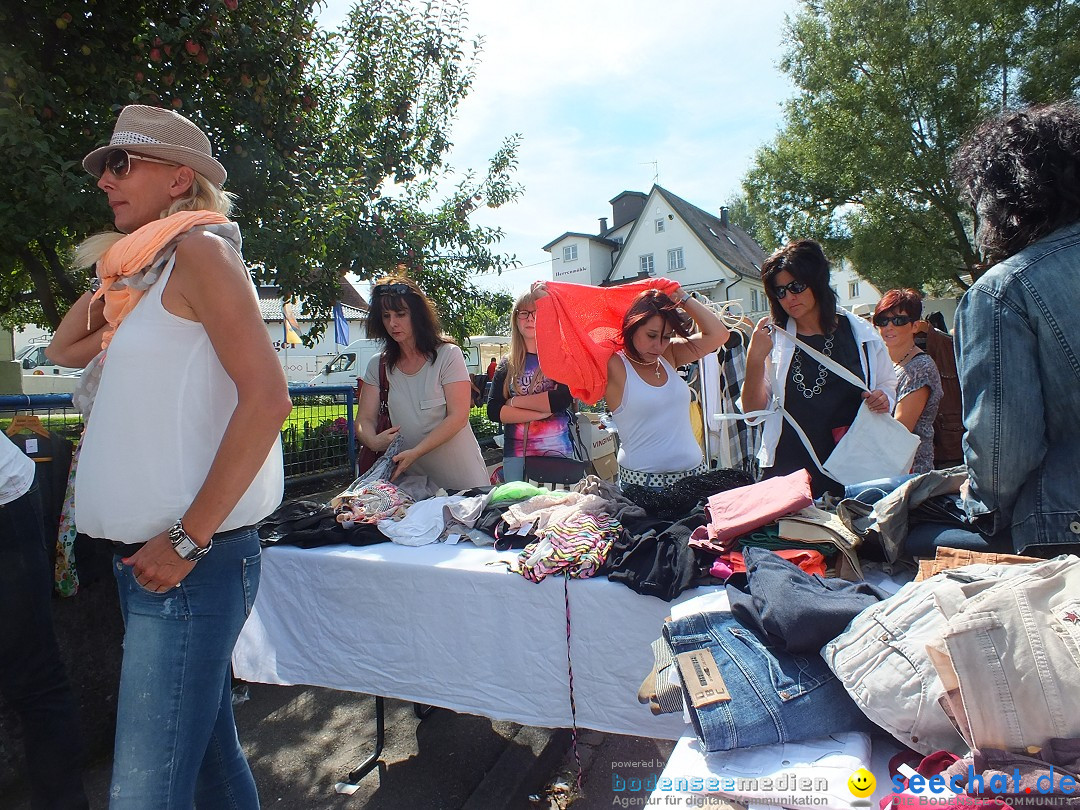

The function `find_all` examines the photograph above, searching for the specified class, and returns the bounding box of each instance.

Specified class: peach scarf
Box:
[90,210,230,348]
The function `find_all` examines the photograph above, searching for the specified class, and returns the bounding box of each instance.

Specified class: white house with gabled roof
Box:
[543,185,770,320]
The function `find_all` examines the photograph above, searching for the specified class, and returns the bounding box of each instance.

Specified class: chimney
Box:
[598,217,609,236]
[720,207,730,227]
[610,191,648,231]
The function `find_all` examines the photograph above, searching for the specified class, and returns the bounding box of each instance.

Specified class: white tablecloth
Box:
[233,542,713,739]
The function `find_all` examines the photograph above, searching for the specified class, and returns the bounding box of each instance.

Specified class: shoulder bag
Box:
[773,326,919,485]
[521,420,587,487]
[356,354,391,476]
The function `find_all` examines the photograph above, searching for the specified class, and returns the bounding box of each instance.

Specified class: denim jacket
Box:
[955,221,1080,552]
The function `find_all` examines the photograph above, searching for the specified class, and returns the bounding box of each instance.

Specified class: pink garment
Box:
[534,278,679,404]
[702,469,813,544]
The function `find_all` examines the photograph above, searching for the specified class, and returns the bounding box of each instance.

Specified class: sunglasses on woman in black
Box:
[772,280,808,299]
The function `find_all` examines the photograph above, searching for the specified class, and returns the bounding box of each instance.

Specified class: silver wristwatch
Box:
[168,519,212,562]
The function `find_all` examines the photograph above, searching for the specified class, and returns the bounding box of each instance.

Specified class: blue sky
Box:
[320,0,802,300]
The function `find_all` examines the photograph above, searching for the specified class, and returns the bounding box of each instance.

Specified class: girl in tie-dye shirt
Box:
[487,291,575,482]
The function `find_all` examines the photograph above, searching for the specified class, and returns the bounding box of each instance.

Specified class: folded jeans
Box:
[663,611,877,752]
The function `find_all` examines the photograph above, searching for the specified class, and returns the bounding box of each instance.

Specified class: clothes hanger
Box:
[5,413,50,439]
[705,300,754,337]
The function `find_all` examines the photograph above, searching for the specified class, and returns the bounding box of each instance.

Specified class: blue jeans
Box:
[501,455,525,483]
[0,483,89,809]
[663,611,877,752]
[904,521,1012,557]
[843,473,917,505]
[110,526,261,809]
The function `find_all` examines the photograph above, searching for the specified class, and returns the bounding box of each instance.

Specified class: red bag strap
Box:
[378,354,389,406]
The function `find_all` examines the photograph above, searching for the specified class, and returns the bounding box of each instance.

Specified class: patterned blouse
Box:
[896,352,943,473]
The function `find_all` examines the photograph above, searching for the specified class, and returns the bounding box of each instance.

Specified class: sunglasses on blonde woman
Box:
[103,149,179,177]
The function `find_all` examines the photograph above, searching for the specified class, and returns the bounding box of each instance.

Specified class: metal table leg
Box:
[414,702,435,719]
[333,697,439,793]
[334,695,385,792]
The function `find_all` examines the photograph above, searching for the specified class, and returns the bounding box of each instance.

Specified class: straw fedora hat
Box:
[83,105,227,187]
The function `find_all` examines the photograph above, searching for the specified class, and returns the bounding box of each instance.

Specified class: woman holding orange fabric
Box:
[533,280,728,489]
[48,105,289,808]
[605,287,728,488]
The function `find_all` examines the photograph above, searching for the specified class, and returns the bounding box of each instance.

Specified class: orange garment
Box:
[535,278,679,404]
[91,210,230,348]
[721,548,827,577]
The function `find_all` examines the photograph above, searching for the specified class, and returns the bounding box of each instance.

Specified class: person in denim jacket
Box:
[950,100,1080,554]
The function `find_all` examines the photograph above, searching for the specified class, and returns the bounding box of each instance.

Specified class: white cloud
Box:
[320,0,800,298]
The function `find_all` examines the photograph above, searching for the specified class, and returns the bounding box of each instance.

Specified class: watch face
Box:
[170,524,209,561]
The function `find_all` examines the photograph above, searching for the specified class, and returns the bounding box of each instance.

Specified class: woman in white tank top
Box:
[605,287,729,489]
[47,105,289,808]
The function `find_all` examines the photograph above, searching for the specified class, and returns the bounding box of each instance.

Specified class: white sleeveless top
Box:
[610,352,702,473]
[0,432,35,506]
[75,260,284,543]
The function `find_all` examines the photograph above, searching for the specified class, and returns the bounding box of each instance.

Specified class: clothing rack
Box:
[689,298,746,467]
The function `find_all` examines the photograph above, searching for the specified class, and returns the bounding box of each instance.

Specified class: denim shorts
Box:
[663,611,877,752]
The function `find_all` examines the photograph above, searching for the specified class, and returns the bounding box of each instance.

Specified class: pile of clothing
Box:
[638,549,1080,810]
[260,463,884,603]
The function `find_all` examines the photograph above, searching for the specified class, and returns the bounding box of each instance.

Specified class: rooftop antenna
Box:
[640,161,659,185]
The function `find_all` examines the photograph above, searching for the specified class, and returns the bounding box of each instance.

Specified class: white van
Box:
[309,335,513,388]
[308,339,383,387]
[16,342,82,377]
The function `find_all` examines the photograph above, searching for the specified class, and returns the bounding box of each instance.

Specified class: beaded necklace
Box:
[626,353,662,380]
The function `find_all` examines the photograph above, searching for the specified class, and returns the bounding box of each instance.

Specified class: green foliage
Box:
[458,289,514,340]
[0,0,523,334]
[468,405,498,439]
[724,192,780,256]
[742,0,1080,293]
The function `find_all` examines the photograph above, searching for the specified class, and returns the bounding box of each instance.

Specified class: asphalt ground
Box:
[7,680,677,809]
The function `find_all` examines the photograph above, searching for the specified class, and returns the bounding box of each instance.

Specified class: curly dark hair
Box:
[952,101,1080,265]
[760,239,838,334]
[620,289,692,362]
[365,275,452,370]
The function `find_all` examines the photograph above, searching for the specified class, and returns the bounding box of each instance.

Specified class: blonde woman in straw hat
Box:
[48,105,291,808]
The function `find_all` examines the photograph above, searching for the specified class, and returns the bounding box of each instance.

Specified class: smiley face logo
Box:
[848,768,876,798]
